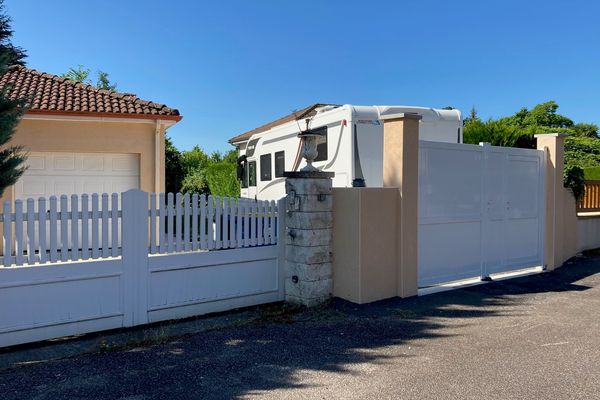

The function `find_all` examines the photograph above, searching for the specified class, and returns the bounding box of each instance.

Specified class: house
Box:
[0,65,182,206]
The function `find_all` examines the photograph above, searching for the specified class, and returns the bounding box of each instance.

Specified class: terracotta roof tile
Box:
[228,103,338,144]
[0,65,181,120]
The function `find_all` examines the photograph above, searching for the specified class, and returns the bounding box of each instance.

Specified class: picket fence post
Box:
[121,189,149,326]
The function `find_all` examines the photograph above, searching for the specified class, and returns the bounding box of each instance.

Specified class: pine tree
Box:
[0,0,28,196]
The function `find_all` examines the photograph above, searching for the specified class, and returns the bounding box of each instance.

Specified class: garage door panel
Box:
[54,182,75,196]
[15,152,140,201]
[82,182,105,194]
[19,153,140,177]
[111,156,138,173]
[53,154,76,171]
[16,178,46,198]
[82,156,105,171]
[111,178,140,194]
[26,155,46,170]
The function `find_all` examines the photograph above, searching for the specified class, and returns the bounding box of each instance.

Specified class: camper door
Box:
[246,158,257,199]
[243,138,259,199]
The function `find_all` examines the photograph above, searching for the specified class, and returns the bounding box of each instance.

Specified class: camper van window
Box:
[260,154,272,181]
[275,151,285,177]
[249,161,257,187]
[315,127,328,162]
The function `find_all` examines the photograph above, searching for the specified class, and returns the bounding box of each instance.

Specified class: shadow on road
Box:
[0,254,599,399]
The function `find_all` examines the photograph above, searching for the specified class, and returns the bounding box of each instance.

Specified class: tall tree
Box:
[63,65,91,84]
[63,65,117,90]
[0,0,25,66]
[463,100,597,200]
[165,136,184,194]
[96,70,117,91]
[0,0,28,196]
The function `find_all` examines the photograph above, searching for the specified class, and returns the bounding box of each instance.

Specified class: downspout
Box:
[155,120,162,194]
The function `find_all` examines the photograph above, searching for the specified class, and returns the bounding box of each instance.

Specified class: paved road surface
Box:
[1,255,599,399]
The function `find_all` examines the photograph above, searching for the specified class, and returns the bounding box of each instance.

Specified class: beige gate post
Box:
[381,113,421,298]
[535,133,578,270]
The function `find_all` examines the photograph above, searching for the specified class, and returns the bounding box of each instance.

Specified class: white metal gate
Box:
[418,141,545,287]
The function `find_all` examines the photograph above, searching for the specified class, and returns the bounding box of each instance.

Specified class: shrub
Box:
[564,164,585,201]
[205,163,239,197]
[584,166,600,181]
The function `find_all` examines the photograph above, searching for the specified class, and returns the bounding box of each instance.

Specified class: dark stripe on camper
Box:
[353,124,365,183]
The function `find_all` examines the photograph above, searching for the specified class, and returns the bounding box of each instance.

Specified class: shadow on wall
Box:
[0,253,598,398]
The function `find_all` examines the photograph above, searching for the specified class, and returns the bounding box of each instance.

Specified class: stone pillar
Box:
[381,113,421,298]
[535,133,567,270]
[283,171,334,306]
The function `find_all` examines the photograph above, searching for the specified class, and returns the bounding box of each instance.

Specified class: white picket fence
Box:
[2,194,121,267]
[0,189,284,348]
[149,193,279,255]
[1,192,279,267]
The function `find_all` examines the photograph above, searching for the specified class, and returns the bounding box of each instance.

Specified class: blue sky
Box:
[6,0,600,153]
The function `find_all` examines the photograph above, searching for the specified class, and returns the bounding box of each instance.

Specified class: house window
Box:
[260,154,272,181]
[248,161,257,187]
[314,126,327,162]
[275,151,285,177]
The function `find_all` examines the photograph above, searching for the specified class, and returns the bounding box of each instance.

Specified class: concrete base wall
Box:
[578,214,600,253]
[561,189,580,263]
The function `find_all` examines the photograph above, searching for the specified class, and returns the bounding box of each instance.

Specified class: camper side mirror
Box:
[236,156,247,181]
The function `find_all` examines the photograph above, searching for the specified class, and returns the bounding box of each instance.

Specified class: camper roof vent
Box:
[315,105,338,114]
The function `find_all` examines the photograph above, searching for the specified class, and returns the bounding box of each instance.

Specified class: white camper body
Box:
[236,104,462,200]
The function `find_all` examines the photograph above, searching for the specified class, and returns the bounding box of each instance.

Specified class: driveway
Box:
[1,254,600,399]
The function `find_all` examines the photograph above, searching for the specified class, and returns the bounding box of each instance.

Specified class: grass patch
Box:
[256,302,303,324]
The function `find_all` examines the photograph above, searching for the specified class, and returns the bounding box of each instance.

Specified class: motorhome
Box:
[229,104,462,200]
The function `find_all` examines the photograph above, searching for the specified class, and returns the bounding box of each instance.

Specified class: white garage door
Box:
[15,152,140,200]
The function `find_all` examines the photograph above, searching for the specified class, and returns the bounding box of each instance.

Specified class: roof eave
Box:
[25,109,183,122]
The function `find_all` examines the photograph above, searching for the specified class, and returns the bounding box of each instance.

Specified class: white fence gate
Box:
[0,190,284,348]
[418,141,545,287]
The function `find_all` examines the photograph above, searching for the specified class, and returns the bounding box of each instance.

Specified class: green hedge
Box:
[584,166,600,181]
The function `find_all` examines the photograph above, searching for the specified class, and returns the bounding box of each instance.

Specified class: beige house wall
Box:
[0,117,166,207]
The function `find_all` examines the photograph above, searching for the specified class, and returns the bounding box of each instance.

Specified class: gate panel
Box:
[482,150,507,276]
[418,142,484,286]
[418,141,544,287]
[498,152,544,273]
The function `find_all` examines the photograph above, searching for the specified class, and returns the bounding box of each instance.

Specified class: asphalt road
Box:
[1,254,600,400]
